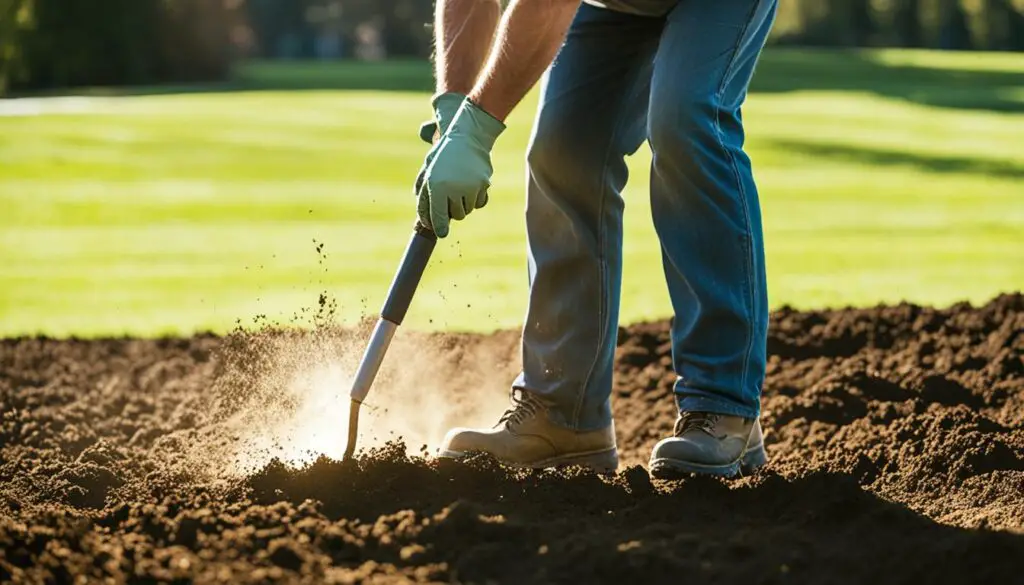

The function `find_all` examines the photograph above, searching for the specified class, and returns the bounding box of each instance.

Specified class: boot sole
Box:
[439,447,619,474]
[648,442,767,479]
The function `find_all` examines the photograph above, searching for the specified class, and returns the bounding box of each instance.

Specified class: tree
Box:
[848,0,876,45]
[938,0,973,49]
[2,0,241,94]
[0,0,30,94]
[981,0,1024,49]
[893,0,924,47]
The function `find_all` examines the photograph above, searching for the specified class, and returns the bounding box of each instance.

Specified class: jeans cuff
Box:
[676,395,760,419]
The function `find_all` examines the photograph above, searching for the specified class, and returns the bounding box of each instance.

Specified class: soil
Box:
[1,293,1022,584]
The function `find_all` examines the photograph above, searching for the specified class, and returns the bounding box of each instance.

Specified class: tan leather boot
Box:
[439,389,618,472]
[648,411,767,478]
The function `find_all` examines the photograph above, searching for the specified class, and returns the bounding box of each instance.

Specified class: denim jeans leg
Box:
[512,4,661,431]
[647,0,779,419]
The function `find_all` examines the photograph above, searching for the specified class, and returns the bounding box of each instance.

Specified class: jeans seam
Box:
[712,0,759,406]
[572,137,611,429]
[572,85,639,430]
[715,0,760,99]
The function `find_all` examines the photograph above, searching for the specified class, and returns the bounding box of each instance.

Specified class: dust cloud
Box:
[197,302,519,477]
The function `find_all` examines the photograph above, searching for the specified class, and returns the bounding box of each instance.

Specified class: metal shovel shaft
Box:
[342,318,396,460]
[342,221,437,460]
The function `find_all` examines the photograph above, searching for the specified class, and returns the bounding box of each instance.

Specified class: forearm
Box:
[469,0,581,122]
[434,0,502,95]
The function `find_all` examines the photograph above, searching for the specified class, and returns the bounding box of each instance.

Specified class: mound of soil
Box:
[1,294,1022,584]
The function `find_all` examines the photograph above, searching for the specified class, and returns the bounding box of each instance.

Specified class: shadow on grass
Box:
[749,48,1024,113]
[767,138,1024,179]
[5,48,1022,115]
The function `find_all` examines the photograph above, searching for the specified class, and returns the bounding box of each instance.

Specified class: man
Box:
[415,0,776,478]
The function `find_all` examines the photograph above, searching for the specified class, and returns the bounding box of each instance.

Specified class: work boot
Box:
[439,389,619,473]
[648,411,767,478]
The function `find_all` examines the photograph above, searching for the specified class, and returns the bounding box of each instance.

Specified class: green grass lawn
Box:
[0,48,1021,338]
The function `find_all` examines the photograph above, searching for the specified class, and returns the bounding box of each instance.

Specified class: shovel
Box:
[342,220,437,460]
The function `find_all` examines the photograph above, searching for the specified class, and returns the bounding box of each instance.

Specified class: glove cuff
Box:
[453,98,506,150]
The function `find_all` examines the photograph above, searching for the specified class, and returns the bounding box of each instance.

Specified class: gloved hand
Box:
[416,99,505,238]
[414,92,466,204]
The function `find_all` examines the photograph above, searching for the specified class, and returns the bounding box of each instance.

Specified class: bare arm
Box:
[468,0,581,122]
[434,0,502,96]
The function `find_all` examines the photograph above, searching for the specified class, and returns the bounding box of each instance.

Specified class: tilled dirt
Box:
[1,294,1022,584]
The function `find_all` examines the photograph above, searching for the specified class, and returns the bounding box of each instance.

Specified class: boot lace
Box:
[498,389,545,428]
[674,412,722,437]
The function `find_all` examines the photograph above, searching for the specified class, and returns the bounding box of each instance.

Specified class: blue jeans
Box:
[512,0,777,431]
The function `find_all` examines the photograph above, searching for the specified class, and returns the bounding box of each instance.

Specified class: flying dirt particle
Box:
[617,540,642,552]
[400,544,426,561]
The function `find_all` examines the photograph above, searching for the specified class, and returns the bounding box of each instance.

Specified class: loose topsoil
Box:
[1,294,1022,584]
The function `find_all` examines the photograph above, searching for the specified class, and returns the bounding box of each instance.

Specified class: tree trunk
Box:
[894,0,924,47]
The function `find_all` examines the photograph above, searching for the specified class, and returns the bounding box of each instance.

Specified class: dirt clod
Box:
[1,293,1022,583]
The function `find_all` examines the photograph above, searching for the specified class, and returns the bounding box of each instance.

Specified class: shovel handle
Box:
[380,220,437,325]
